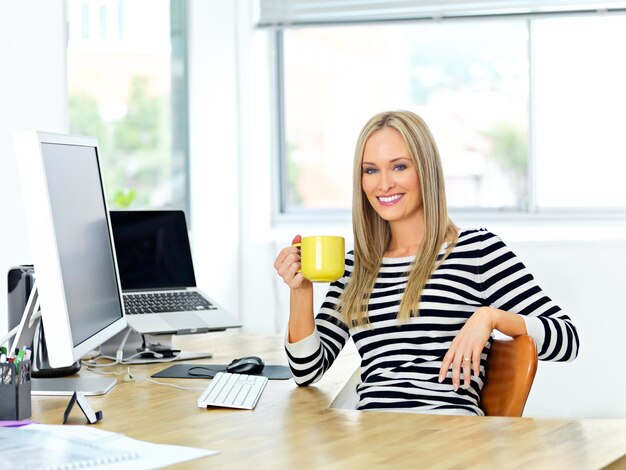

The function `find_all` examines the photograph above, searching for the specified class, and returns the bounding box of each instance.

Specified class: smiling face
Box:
[361,127,423,225]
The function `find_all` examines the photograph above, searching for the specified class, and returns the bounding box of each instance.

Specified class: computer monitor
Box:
[13,131,127,393]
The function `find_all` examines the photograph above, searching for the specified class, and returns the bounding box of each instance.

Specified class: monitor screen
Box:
[41,142,124,346]
[109,210,196,291]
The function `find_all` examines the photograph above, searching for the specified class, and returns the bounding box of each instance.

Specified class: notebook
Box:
[109,210,241,335]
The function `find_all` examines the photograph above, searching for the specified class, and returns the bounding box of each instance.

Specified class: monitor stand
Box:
[99,327,213,364]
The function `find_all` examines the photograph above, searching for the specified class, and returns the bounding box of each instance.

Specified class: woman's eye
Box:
[394,164,407,171]
[362,168,378,174]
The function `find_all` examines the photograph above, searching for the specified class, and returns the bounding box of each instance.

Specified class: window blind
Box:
[257,0,626,27]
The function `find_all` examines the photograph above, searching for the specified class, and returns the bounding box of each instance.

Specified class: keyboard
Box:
[197,372,268,410]
[123,291,217,315]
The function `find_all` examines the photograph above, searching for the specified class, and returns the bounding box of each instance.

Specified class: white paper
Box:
[0,424,217,469]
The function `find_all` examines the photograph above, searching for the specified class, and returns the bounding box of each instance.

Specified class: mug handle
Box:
[292,242,302,273]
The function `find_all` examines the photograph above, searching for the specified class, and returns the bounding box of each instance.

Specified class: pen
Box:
[8,357,16,382]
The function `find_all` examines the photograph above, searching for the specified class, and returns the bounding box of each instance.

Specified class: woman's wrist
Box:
[483,306,527,337]
[486,307,499,330]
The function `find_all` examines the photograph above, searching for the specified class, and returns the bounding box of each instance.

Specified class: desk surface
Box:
[31,332,626,469]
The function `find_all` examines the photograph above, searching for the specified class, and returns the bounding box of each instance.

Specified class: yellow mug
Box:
[293,236,345,282]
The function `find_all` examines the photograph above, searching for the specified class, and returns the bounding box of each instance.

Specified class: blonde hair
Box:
[339,111,458,327]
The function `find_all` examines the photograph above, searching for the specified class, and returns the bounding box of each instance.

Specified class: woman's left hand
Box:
[438,307,495,391]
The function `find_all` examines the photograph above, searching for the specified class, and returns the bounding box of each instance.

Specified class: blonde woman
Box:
[274,111,579,415]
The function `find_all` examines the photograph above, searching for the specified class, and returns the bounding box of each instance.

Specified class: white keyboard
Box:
[197,372,268,410]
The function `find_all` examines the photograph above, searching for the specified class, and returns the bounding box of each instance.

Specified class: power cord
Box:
[86,365,134,381]
[187,366,224,377]
[142,377,206,391]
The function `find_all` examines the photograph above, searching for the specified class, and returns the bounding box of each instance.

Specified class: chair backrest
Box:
[480,334,538,417]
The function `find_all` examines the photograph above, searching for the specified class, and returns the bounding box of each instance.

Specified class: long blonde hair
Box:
[339,111,458,327]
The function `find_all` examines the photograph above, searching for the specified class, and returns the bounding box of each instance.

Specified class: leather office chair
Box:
[330,334,538,417]
[480,334,538,417]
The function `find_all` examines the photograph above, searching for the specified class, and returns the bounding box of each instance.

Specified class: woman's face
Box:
[361,127,423,224]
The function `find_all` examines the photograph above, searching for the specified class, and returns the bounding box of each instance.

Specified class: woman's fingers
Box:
[274,246,298,270]
[439,342,481,391]
[472,349,481,378]
[438,349,454,382]
[274,240,305,289]
[461,354,472,389]
[451,355,462,391]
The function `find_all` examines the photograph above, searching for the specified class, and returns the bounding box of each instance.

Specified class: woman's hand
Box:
[438,307,495,391]
[274,235,311,290]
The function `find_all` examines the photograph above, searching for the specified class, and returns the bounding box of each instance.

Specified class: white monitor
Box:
[13,131,127,370]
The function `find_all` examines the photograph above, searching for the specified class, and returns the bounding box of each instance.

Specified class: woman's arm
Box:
[439,230,579,391]
[288,283,315,342]
[275,236,351,386]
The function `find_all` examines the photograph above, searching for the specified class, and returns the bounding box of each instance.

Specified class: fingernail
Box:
[453,384,458,391]
[438,375,443,383]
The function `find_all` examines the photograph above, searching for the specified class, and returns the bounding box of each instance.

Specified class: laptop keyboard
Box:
[124,291,216,315]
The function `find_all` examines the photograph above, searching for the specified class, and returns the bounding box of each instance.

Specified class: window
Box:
[273,9,626,215]
[67,0,189,214]
[534,16,626,208]
[281,22,528,212]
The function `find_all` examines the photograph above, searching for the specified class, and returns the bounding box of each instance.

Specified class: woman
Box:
[274,111,579,416]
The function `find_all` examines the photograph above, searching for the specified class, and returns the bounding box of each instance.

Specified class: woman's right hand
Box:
[274,235,311,290]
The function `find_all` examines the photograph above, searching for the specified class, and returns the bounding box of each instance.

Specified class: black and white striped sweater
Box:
[285,228,579,416]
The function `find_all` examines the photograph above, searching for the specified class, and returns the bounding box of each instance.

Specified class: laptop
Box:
[109,210,241,335]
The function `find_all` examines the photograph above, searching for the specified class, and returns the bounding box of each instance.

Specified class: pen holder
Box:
[0,360,32,421]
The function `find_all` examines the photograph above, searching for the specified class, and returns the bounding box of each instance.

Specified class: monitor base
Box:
[31,376,116,396]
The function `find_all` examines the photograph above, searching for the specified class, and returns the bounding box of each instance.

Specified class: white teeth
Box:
[378,194,402,203]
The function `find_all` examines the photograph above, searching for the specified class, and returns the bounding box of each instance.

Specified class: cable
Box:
[86,365,128,376]
[0,307,42,348]
[88,364,207,391]
[0,325,19,348]
[115,328,133,363]
[96,353,181,365]
[142,377,206,391]
[187,366,223,377]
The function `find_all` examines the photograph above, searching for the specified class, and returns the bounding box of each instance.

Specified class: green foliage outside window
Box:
[69,76,171,209]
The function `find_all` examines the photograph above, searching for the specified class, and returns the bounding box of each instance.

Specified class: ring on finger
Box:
[462,357,471,363]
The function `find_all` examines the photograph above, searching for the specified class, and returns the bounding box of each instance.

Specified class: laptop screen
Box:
[109,210,197,291]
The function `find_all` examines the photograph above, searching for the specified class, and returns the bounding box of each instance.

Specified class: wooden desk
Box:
[30,332,626,469]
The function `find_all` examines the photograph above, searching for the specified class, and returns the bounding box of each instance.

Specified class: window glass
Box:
[282,22,528,211]
[67,0,187,212]
[534,15,626,208]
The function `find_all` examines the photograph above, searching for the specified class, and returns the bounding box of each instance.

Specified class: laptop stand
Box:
[98,327,213,364]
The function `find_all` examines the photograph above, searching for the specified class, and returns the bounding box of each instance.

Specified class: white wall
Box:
[0,0,68,335]
[187,0,242,322]
[509,238,626,418]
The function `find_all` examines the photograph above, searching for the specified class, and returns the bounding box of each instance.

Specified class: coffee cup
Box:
[292,236,345,282]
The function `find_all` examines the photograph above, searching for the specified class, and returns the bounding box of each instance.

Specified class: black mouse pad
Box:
[151,363,292,380]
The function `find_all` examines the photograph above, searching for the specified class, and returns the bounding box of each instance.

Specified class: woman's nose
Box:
[378,171,394,191]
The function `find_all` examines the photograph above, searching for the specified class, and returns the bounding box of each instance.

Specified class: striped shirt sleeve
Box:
[284,260,352,386]
[477,230,580,362]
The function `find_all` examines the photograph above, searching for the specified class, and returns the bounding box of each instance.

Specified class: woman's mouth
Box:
[377,194,404,206]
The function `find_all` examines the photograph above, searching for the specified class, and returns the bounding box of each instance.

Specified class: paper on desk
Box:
[0,423,217,469]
